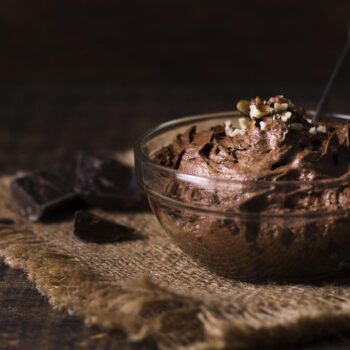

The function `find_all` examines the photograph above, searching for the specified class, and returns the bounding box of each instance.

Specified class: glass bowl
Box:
[134,111,350,282]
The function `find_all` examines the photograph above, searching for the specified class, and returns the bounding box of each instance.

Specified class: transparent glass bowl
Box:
[135,112,350,282]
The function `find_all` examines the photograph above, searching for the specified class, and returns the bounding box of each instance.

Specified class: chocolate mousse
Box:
[153,96,350,212]
[151,96,350,280]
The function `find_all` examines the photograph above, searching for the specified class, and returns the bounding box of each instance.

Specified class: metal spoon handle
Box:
[313,24,350,121]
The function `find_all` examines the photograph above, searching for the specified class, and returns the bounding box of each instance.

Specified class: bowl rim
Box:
[134,110,350,187]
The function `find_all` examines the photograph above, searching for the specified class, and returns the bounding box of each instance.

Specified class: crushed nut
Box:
[317,125,327,134]
[274,102,289,112]
[260,121,267,131]
[254,96,263,105]
[249,104,272,119]
[275,95,286,104]
[225,121,246,137]
[224,120,235,137]
[236,100,250,116]
[233,128,246,136]
[249,105,262,119]
[281,111,292,122]
[235,96,298,128]
[239,117,249,130]
[309,126,317,135]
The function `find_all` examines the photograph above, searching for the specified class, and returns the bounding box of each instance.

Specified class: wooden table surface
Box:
[1,85,349,349]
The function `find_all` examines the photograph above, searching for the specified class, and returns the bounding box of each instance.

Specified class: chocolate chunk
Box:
[73,211,135,243]
[10,161,78,221]
[210,125,225,140]
[183,125,196,143]
[198,143,214,158]
[173,126,197,153]
[153,146,176,168]
[75,153,141,208]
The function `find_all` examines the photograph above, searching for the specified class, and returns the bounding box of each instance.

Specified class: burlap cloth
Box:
[1,168,350,349]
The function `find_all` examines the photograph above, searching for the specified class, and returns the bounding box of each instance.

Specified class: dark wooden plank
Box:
[0,262,158,350]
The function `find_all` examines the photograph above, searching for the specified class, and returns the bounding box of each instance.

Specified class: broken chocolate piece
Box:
[73,211,135,243]
[75,153,141,208]
[10,161,78,221]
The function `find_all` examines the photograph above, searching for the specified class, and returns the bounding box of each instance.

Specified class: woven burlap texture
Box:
[1,175,350,350]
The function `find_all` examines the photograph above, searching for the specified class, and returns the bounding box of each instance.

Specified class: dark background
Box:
[0,0,349,86]
[0,0,349,169]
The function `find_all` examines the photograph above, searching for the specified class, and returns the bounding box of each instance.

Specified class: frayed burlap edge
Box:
[1,175,350,349]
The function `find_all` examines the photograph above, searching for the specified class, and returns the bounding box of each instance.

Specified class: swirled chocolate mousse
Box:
[151,96,350,280]
[153,96,350,213]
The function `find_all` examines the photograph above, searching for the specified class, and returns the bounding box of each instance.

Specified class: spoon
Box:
[313,24,350,122]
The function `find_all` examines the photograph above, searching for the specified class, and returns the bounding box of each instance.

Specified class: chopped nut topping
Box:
[260,121,267,131]
[249,104,262,119]
[275,95,287,104]
[274,102,289,112]
[249,104,271,119]
[239,117,249,130]
[281,111,292,122]
[225,120,247,137]
[237,95,295,123]
[232,128,247,136]
[234,95,326,138]
[236,100,250,116]
[224,120,235,137]
[309,125,326,135]
[317,125,327,134]
[309,127,317,135]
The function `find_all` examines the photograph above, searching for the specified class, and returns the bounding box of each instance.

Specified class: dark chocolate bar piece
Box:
[10,161,78,221]
[73,211,135,243]
[75,153,141,208]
